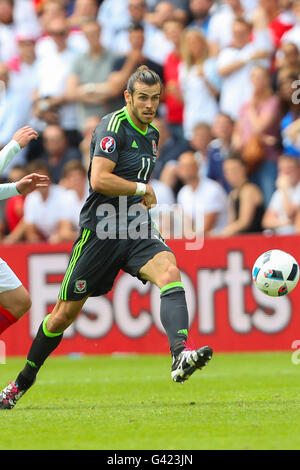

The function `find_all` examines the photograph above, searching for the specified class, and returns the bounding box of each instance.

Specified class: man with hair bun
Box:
[0,66,213,410]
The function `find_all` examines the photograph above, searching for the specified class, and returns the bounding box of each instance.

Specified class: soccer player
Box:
[0,67,213,410]
[0,126,50,335]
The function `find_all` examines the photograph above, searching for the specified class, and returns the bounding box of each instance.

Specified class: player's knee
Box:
[159,262,181,288]
[47,300,83,333]
[12,293,32,318]
[48,310,72,333]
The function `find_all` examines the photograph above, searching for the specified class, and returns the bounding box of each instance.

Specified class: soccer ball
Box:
[252,249,299,297]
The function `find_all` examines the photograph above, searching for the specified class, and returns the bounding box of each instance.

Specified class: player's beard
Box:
[131,99,155,126]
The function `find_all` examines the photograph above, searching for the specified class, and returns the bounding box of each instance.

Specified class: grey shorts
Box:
[58,223,173,301]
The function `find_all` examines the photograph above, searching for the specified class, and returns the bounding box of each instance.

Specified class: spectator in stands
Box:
[3,165,27,244]
[145,0,189,26]
[67,0,100,28]
[188,0,214,36]
[35,0,88,59]
[188,122,212,177]
[179,28,218,139]
[14,0,41,38]
[0,0,17,63]
[23,160,76,243]
[108,22,163,111]
[274,42,300,89]
[280,0,300,51]
[7,30,38,74]
[282,118,300,153]
[276,41,300,71]
[40,125,82,184]
[159,121,212,193]
[79,115,101,171]
[252,0,295,50]
[149,145,177,239]
[262,154,300,234]
[103,0,149,55]
[162,18,185,141]
[207,112,234,193]
[33,16,81,146]
[149,186,177,240]
[217,17,274,120]
[219,153,264,236]
[135,0,175,65]
[97,0,131,51]
[59,159,89,238]
[109,0,174,66]
[176,150,228,237]
[278,67,300,157]
[0,63,32,172]
[37,0,65,34]
[207,0,247,57]
[7,31,42,163]
[232,65,282,205]
[146,1,176,27]
[151,116,187,181]
[65,18,116,130]
[8,31,39,105]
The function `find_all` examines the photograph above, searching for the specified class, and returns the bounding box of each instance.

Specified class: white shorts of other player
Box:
[0,258,22,294]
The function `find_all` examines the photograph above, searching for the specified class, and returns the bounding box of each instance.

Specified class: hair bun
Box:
[127,65,162,94]
[136,65,149,72]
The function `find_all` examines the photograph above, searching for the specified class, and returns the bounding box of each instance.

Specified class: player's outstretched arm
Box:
[0,173,49,200]
[0,126,38,174]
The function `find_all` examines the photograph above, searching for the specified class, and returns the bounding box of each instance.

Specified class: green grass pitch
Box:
[0,352,299,450]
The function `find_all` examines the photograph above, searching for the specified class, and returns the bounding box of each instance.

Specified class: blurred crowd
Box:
[1,0,300,243]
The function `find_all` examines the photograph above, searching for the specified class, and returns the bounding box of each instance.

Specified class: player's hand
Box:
[276,175,291,191]
[142,184,157,210]
[16,173,50,195]
[127,49,144,65]
[13,126,39,148]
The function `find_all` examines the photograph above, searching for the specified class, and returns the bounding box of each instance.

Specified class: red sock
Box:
[0,307,17,334]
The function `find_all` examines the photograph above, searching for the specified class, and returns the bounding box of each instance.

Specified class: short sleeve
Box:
[207,13,221,43]
[23,192,38,224]
[267,191,280,211]
[92,116,125,164]
[205,182,227,213]
[217,48,236,71]
[70,55,80,76]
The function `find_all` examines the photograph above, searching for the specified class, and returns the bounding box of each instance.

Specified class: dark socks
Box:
[160,282,189,357]
[15,284,189,389]
[16,314,63,390]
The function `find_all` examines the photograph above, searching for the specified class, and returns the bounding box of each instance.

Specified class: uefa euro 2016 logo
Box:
[100,136,116,153]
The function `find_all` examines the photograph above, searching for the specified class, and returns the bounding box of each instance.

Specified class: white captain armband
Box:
[0,182,20,200]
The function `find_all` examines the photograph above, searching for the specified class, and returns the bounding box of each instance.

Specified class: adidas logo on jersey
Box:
[132,140,138,148]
